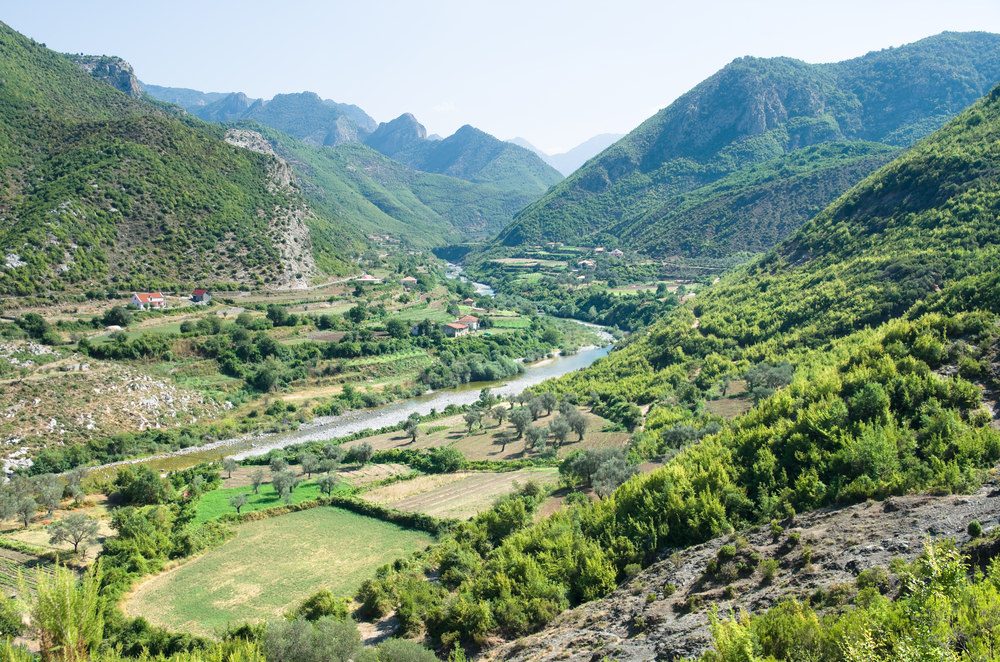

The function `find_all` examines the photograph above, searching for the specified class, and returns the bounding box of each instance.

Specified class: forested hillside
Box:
[0,23,364,295]
[260,127,540,245]
[361,85,1000,652]
[497,32,1000,259]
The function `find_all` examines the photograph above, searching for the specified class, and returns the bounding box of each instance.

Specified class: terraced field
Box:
[361,468,559,519]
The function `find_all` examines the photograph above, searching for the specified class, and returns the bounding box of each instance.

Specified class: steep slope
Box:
[362,86,1000,654]
[0,23,359,295]
[498,32,1000,257]
[233,91,376,146]
[510,133,625,175]
[365,115,563,193]
[258,127,536,245]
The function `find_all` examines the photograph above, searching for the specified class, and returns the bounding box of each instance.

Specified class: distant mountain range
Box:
[144,85,562,195]
[510,134,624,175]
[495,32,1000,259]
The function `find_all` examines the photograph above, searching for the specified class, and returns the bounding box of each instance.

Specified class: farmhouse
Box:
[456,314,480,331]
[461,297,475,305]
[191,288,211,303]
[400,276,418,288]
[593,246,606,254]
[610,248,624,257]
[443,322,469,337]
[131,291,166,310]
[577,259,596,269]
[355,274,382,284]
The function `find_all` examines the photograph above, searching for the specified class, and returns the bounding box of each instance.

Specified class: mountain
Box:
[254,125,539,246]
[140,84,231,110]
[497,32,1000,258]
[66,54,143,97]
[144,87,378,146]
[0,23,363,295]
[365,115,563,193]
[391,83,1000,656]
[511,133,625,175]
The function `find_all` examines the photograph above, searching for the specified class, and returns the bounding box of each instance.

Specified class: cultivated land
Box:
[122,507,433,635]
[362,468,559,519]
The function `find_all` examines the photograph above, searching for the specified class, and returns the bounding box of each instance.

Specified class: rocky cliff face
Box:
[66,54,142,97]
[364,112,428,156]
[224,129,317,288]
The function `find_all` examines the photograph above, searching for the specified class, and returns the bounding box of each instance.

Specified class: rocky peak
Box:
[364,113,427,156]
[66,54,142,97]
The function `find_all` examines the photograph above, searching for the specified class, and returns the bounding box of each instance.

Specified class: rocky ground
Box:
[483,474,1000,661]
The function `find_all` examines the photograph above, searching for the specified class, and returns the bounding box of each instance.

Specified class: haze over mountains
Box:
[496,31,1000,260]
[510,133,624,175]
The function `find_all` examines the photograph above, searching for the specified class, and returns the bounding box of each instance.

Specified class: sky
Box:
[5,0,1000,153]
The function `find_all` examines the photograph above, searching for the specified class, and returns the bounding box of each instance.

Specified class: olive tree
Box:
[48,513,100,554]
[250,469,266,494]
[222,457,239,478]
[229,493,249,514]
[510,407,532,439]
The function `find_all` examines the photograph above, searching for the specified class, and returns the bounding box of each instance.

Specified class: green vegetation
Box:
[496,32,1000,260]
[0,23,361,295]
[700,541,1000,661]
[123,506,434,635]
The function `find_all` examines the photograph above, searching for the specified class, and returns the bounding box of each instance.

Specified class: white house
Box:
[131,292,166,310]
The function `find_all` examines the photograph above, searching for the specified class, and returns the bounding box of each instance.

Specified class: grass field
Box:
[123,507,433,635]
[192,479,351,524]
[362,468,559,519]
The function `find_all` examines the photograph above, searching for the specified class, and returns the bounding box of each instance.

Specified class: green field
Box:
[192,480,351,524]
[124,507,433,634]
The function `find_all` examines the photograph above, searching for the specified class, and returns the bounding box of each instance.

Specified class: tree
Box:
[385,318,409,339]
[404,414,421,444]
[271,470,299,501]
[528,397,544,421]
[322,443,345,462]
[593,455,637,498]
[510,407,532,439]
[301,452,320,477]
[567,410,588,441]
[491,405,508,427]
[229,493,249,514]
[348,442,373,465]
[48,513,100,554]
[264,617,365,662]
[525,425,547,451]
[31,564,103,662]
[540,392,558,416]
[548,416,571,447]
[222,457,238,478]
[463,411,480,433]
[34,474,63,517]
[65,466,87,505]
[317,474,339,496]
[250,469,266,494]
[347,303,367,324]
[101,306,133,328]
[270,457,289,473]
[112,465,171,506]
[15,497,37,528]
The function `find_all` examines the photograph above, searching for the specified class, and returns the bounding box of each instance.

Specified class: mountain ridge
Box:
[496,31,1000,258]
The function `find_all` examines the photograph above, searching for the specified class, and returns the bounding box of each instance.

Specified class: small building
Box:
[131,291,165,310]
[456,314,480,331]
[610,248,624,257]
[461,297,475,306]
[191,288,211,304]
[400,276,418,288]
[355,274,382,284]
[442,322,469,337]
[577,259,596,269]
[593,246,606,254]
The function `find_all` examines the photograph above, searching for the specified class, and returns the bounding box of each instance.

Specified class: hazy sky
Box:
[6,0,1000,152]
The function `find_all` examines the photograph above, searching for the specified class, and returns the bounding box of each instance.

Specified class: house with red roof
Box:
[456,314,480,331]
[442,322,469,337]
[131,292,166,310]
[191,288,211,304]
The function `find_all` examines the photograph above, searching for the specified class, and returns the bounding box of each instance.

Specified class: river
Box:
[96,264,612,470]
